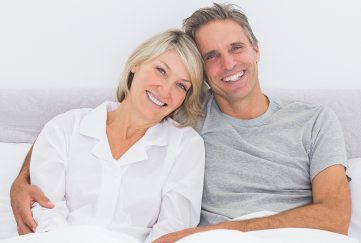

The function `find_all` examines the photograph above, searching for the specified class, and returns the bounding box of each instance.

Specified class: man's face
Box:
[195,19,260,106]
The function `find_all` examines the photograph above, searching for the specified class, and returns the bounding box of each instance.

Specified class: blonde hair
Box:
[117,29,206,127]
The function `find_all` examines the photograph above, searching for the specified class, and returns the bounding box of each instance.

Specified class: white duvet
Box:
[179,228,359,243]
[2,211,359,243]
[0,226,140,243]
[2,226,358,243]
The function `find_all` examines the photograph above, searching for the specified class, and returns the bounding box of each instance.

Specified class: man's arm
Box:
[153,164,351,243]
[10,145,54,235]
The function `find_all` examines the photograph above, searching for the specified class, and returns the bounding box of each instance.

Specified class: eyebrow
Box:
[181,79,191,83]
[202,41,245,59]
[230,42,244,48]
[159,60,191,83]
[160,60,170,71]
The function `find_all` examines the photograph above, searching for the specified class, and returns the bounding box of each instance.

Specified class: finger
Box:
[15,216,34,235]
[17,222,33,235]
[18,205,37,232]
[30,186,54,208]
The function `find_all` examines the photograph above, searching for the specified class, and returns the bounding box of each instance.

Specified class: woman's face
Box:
[128,50,192,124]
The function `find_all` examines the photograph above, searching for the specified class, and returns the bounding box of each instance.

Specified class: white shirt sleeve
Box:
[30,116,70,232]
[144,132,205,243]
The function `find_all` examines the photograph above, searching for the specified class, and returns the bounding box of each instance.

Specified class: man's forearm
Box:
[212,201,350,235]
[153,202,349,243]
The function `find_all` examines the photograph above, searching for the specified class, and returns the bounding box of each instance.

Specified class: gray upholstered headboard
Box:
[0,88,116,143]
[0,88,360,159]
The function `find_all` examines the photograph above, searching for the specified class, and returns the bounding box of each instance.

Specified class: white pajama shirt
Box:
[30,101,205,243]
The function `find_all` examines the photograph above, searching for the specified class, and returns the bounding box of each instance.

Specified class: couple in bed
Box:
[8,3,352,243]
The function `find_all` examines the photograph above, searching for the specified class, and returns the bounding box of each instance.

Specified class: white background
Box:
[0,0,360,89]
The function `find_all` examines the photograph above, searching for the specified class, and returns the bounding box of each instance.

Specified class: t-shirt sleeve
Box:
[309,106,347,181]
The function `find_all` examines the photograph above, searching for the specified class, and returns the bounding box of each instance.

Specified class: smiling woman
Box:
[117,30,206,128]
[7,29,207,243]
[127,50,191,124]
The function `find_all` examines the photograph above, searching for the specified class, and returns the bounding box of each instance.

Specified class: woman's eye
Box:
[156,67,166,75]
[177,83,187,92]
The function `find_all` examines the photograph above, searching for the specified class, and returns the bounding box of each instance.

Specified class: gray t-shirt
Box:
[197,93,347,226]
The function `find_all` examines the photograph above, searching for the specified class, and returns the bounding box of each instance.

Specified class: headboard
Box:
[1,88,360,158]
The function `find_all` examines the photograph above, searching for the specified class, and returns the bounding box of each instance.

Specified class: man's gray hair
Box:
[183,3,258,46]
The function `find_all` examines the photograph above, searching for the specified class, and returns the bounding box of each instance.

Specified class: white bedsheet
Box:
[3,211,359,243]
[1,225,358,243]
[178,211,360,243]
[0,226,141,243]
[178,228,359,243]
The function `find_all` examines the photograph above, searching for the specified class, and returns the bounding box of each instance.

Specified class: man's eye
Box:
[176,83,187,92]
[204,53,217,61]
[230,45,242,52]
[156,67,166,75]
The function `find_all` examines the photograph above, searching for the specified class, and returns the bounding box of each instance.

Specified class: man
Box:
[10,3,351,242]
[153,3,351,242]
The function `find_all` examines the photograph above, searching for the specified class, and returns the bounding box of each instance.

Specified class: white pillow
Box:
[348,158,361,241]
[0,143,32,240]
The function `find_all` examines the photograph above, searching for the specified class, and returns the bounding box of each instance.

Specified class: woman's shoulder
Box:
[50,101,114,125]
[48,107,93,128]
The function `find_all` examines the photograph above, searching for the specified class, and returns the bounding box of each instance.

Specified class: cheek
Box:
[172,91,187,108]
[243,52,258,65]
[205,63,219,81]
[137,69,157,85]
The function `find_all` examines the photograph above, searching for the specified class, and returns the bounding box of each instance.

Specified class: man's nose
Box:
[221,53,236,70]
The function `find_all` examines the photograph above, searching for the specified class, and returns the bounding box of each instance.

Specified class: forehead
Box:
[194,19,250,54]
[152,50,191,80]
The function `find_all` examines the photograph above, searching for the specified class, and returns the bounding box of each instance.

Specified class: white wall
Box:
[0,0,360,89]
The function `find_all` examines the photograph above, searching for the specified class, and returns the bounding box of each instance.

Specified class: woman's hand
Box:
[10,176,54,234]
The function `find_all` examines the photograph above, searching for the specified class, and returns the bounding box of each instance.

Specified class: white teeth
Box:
[223,71,244,82]
[146,91,165,107]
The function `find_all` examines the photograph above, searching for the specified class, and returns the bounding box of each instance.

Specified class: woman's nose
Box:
[158,81,173,98]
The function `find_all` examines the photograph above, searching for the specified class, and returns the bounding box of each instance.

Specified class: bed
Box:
[0,88,360,242]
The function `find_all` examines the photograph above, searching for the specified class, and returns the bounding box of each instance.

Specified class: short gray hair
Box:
[183,3,258,46]
[116,29,206,128]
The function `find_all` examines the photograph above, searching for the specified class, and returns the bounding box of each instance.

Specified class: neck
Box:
[215,85,269,120]
[107,100,157,140]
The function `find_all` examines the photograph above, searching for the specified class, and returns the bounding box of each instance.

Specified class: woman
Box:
[5,30,206,243]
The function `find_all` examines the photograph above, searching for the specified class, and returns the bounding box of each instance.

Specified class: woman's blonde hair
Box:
[117,29,206,128]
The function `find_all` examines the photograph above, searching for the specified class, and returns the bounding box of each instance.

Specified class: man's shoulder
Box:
[271,97,332,118]
[272,97,323,111]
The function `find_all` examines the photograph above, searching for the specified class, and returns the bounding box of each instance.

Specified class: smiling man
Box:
[154,3,351,242]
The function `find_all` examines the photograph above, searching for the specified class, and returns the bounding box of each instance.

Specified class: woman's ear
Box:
[130,65,137,73]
